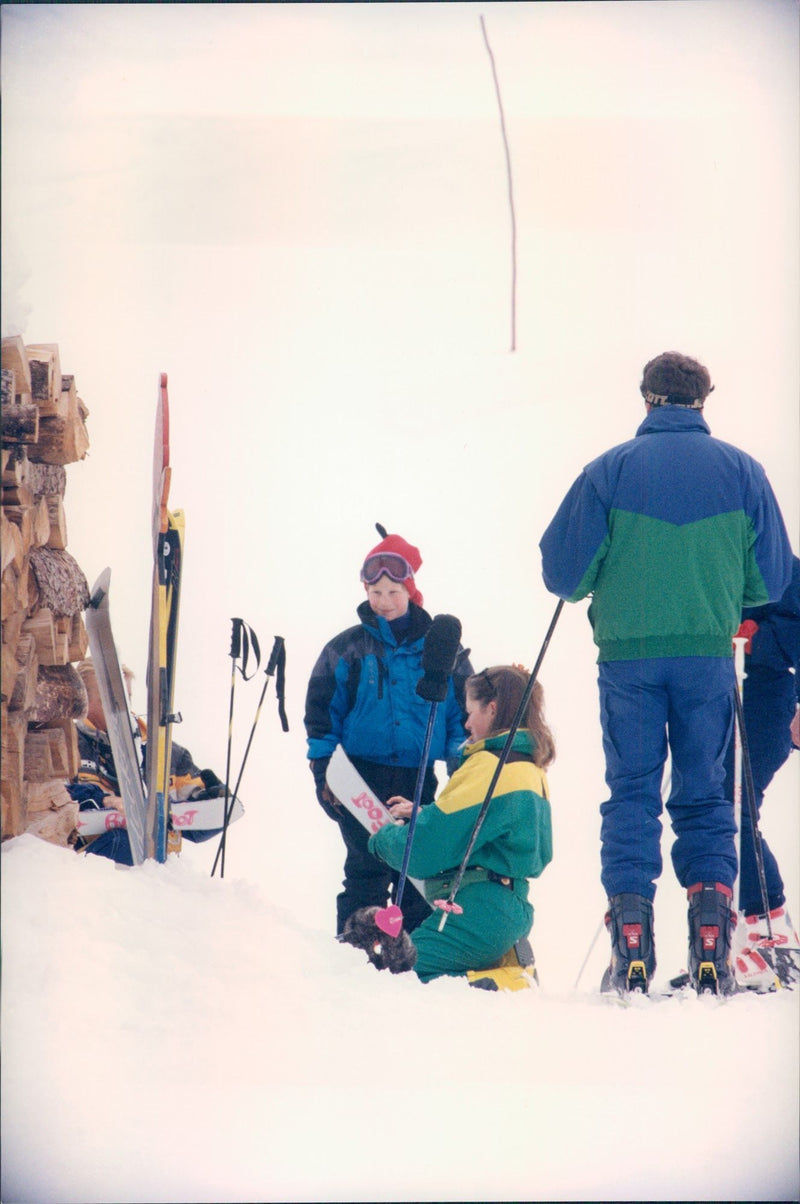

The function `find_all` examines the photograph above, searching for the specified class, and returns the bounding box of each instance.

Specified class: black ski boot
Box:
[687,882,737,995]
[601,893,656,995]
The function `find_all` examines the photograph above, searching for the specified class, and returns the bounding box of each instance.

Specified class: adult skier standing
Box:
[539,351,793,995]
[304,526,473,936]
[728,555,800,990]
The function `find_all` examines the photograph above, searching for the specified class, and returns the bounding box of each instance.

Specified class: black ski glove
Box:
[310,757,342,822]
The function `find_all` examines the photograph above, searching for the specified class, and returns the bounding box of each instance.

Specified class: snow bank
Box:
[2,835,797,1203]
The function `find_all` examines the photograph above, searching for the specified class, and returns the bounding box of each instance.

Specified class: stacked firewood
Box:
[1,336,92,845]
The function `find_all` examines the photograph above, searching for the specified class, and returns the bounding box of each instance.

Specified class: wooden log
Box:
[44,494,67,550]
[24,797,78,847]
[25,778,73,814]
[24,725,70,780]
[28,664,87,724]
[2,504,33,551]
[7,632,38,712]
[1,642,19,704]
[2,481,34,508]
[67,612,89,662]
[1,706,26,837]
[1,563,29,623]
[1,609,25,658]
[1,567,19,624]
[48,373,76,422]
[1,368,14,409]
[1,402,39,446]
[21,608,61,666]
[26,461,65,498]
[29,402,89,465]
[2,445,30,489]
[1,336,31,396]
[30,496,52,549]
[1,510,25,574]
[25,344,61,409]
[28,547,90,618]
[44,718,80,778]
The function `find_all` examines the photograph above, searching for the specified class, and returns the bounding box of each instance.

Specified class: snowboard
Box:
[84,568,148,866]
[145,372,185,862]
[76,793,244,838]
[325,746,427,901]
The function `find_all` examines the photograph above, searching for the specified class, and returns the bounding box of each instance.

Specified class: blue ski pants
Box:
[598,657,737,900]
[723,666,795,914]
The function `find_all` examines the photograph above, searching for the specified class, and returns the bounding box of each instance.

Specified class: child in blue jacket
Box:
[304,526,472,935]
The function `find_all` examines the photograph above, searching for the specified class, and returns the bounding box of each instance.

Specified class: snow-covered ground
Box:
[2,3,799,1201]
[2,818,799,1204]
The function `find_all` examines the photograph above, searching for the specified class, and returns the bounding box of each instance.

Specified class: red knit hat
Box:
[361,524,423,607]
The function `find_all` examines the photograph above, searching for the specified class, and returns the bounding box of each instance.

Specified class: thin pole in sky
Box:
[480,13,517,353]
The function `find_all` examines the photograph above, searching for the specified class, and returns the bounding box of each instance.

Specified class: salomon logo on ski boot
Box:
[601,894,656,996]
[687,883,736,996]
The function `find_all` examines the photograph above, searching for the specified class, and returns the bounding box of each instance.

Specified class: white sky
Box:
[2,0,798,961]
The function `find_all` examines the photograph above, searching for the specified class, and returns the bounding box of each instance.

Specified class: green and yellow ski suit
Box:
[369,729,553,982]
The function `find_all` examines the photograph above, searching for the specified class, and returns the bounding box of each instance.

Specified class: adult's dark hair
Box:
[639,351,713,407]
[466,665,555,768]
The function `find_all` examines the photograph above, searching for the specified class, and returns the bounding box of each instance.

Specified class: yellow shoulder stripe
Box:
[437,751,549,814]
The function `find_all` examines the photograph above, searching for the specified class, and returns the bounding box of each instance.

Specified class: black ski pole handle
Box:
[230,618,261,681]
[266,635,285,677]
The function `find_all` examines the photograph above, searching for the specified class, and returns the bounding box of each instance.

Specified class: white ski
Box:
[325,745,427,901]
[85,568,147,866]
[76,794,244,837]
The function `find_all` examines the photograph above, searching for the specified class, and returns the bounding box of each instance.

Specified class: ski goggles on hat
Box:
[360,552,413,585]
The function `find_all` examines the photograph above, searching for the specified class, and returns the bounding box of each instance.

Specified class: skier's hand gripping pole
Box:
[371,615,462,941]
[433,599,564,930]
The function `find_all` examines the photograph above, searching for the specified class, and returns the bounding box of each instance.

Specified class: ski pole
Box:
[574,916,605,991]
[732,681,773,942]
[434,598,564,930]
[214,618,260,879]
[373,701,439,938]
[371,614,463,939]
[732,636,747,890]
[211,636,286,879]
[394,704,437,910]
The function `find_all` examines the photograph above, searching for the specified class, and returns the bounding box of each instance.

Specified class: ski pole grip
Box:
[230,618,243,660]
[266,636,285,677]
[416,615,462,703]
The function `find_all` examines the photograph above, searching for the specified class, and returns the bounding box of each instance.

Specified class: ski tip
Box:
[88,566,112,607]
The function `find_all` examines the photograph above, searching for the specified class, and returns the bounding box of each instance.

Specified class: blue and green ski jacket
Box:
[305,601,472,768]
[539,407,793,662]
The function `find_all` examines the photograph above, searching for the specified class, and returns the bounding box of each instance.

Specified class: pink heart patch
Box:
[374,904,403,938]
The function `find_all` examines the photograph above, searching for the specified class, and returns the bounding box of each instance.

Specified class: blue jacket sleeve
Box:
[744,555,800,675]
[744,472,794,607]
[304,643,350,760]
[442,646,473,761]
[540,472,611,600]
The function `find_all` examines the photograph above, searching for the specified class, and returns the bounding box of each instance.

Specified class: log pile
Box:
[2,336,92,846]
